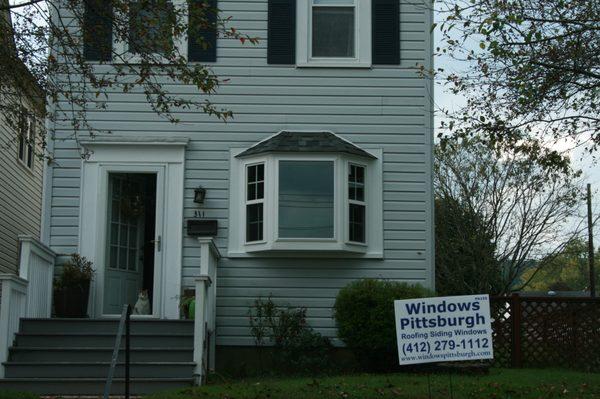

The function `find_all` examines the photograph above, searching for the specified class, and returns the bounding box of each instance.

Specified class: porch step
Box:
[19,318,194,334]
[14,332,194,348]
[5,362,195,378]
[0,378,193,395]
[2,319,196,395]
[9,347,193,362]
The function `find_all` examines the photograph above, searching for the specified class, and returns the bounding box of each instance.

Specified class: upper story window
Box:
[228,131,383,257]
[311,0,355,58]
[17,110,35,170]
[296,0,372,67]
[267,0,400,67]
[86,0,217,63]
[128,0,176,56]
[115,0,183,60]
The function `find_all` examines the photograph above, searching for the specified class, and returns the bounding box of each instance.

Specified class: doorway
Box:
[103,173,157,316]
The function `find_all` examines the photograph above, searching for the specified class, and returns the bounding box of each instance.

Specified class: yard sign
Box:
[394,295,493,365]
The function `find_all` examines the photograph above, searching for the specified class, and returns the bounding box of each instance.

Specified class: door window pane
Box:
[279,161,334,238]
[312,5,355,57]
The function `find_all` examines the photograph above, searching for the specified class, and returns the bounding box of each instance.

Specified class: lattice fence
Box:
[490,295,600,371]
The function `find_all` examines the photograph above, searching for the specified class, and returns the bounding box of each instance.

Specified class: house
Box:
[0,0,45,275]
[0,0,434,395]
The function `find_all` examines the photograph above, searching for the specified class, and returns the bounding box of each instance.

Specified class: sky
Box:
[431,10,600,242]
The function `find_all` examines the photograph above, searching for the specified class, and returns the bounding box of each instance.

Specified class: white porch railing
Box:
[193,237,220,385]
[0,236,56,377]
[18,236,56,318]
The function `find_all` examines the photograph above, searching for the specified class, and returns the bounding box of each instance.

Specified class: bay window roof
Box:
[236,131,377,159]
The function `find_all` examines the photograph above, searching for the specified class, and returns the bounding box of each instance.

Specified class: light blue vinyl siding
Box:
[47,0,434,345]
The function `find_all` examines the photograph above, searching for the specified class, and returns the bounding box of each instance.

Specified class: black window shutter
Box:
[83,0,113,61]
[267,0,296,65]
[372,0,400,65]
[188,0,218,62]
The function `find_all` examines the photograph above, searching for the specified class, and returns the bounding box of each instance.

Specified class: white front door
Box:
[79,137,187,319]
[104,174,151,315]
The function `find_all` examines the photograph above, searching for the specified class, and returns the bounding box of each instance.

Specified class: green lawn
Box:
[146,369,600,399]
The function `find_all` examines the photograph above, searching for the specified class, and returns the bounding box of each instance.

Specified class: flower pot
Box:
[54,281,90,318]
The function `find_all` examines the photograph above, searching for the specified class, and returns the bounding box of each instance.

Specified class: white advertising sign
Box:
[394,294,493,365]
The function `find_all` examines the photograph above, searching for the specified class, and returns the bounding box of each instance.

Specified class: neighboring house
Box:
[0,0,45,275]
[0,0,434,394]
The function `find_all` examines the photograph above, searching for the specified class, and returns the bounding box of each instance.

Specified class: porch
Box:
[0,236,219,395]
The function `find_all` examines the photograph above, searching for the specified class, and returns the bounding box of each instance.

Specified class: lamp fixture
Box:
[194,186,207,204]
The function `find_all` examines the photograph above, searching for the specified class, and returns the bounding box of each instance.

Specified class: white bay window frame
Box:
[228,148,383,258]
[296,0,372,68]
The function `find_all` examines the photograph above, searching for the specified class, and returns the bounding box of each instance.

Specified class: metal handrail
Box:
[103,304,131,399]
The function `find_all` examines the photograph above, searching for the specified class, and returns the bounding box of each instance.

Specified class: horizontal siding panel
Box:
[49,0,434,345]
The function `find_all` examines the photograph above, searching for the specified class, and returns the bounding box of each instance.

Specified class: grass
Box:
[145,369,600,399]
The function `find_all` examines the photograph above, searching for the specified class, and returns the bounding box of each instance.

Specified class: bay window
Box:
[229,131,383,257]
[279,161,334,239]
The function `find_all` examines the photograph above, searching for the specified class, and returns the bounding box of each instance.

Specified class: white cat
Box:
[133,289,150,315]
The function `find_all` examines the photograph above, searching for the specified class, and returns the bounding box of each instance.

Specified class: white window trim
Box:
[347,162,367,245]
[274,156,340,243]
[17,113,36,172]
[113,0,188,64]
[245,162,266,244]
[296,0,372,68]
[228,148,383,258]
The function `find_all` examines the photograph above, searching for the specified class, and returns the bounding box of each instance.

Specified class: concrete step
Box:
[19,318,194,335]
[14,333,193,348]
[8,347,193,362]
[4,362,195,378]
[0,377,194,395]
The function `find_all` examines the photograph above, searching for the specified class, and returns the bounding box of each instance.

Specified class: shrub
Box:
[54,254,94,290]
[249,296,332,374]
[334,279,433,371]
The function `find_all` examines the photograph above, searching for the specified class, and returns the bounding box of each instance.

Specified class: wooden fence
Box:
[490,294,600,371]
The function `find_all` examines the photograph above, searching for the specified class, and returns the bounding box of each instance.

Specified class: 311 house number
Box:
[194,211,205,218]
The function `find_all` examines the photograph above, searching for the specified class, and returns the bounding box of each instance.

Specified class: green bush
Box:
[249,296,332,374]
[334,279,433,371]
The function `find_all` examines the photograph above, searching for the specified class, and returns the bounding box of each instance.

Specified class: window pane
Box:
[246,203,263,242]
[349,165,365,202]
[129,0,174,55]
[312,7,355,58]
[248,183,256,201]
[18,114,26,162]
[247,164,264,201]
[248,164,257,182]
[279,161,334,238]
[349,203,365,243]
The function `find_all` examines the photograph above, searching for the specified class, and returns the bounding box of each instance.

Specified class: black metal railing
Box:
[104,304,131,399]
